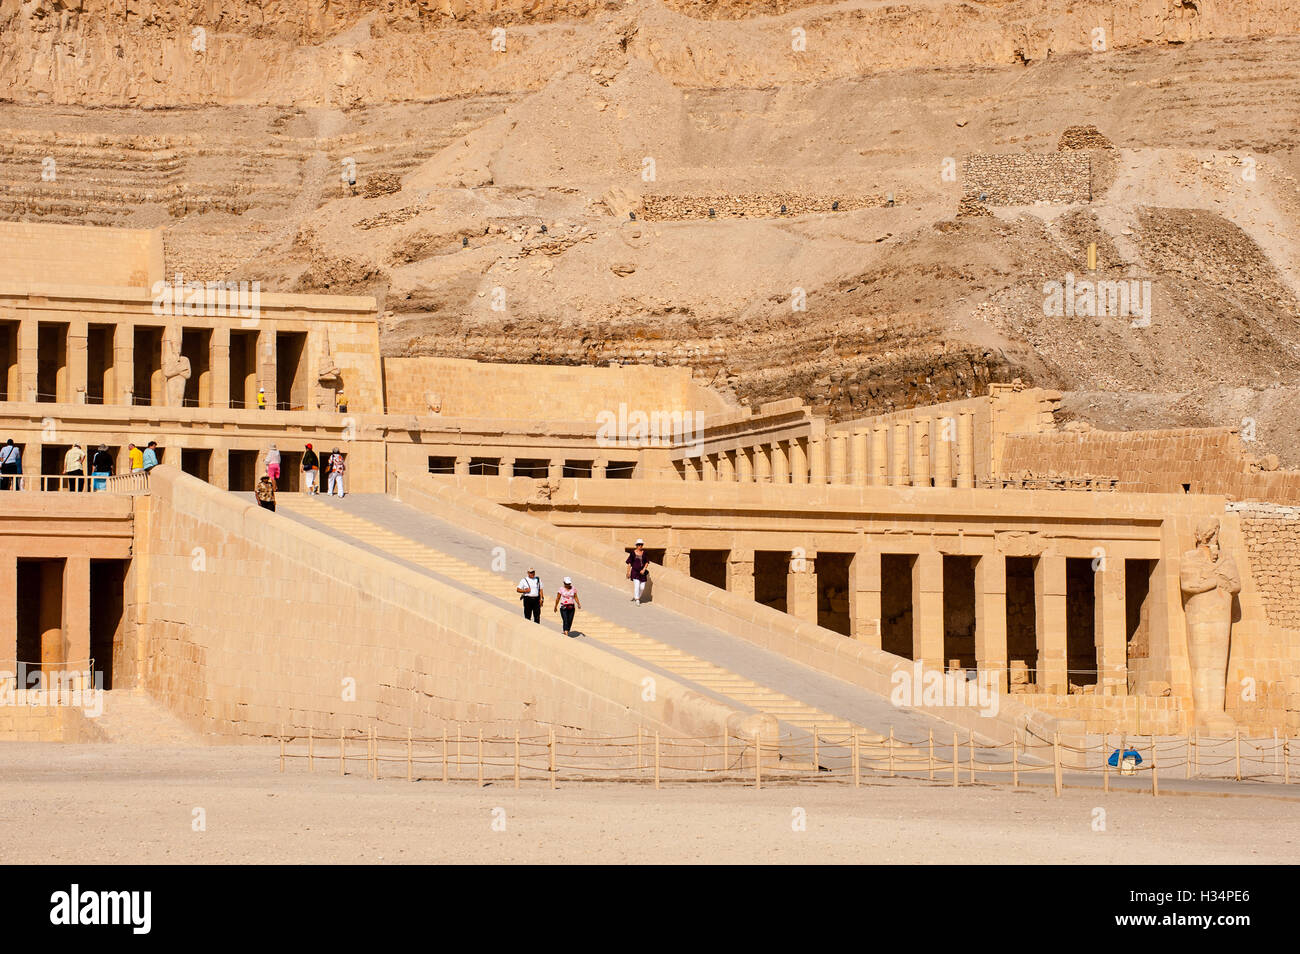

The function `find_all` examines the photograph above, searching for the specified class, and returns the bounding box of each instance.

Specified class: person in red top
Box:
[626,538,650,604]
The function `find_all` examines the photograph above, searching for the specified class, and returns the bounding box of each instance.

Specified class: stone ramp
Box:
[92,689,205,745]
[272,493,981,762]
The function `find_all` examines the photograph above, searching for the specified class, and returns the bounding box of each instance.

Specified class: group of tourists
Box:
[512,539,654,638]
[0,437,160,491]
[255,442,348,513]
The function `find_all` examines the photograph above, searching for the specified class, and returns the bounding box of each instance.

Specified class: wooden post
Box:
[549,726,556,790]
[279,724,285,773]
[951,730,958,788]
[637,727,643,771]
[852,728,860,788]
[928,729,934,781]
[1235,728,1241,781]
[442,729,448,784]
[1194,729,1199,777]
[888,726,895,777]
[1053,732,1061,797]
[654,731,661,790]
[723,732,729,774]
[812,725,819,771]
[968,728,975,784]
[407,729,413,782]
[478,729,484,788]
[1103,732,1110,793]
[1012,730,1020,788]
[1151,733,1158,797]
[1275,728,1281,778]
[1186,730,1192,780]
[514,730,520,789]
[370,725,377,780]
[308,726,314,773]
[339,727,345,777]
[1285,734,1291,786]
[455,722,462,781]
[754,732,762,790]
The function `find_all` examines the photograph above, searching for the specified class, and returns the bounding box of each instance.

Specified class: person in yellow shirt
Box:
[335,389,347,414]
[128,443,144,473]
[257,387,267,411]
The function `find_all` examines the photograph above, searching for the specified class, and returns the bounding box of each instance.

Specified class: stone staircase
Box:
[276,494,926,765]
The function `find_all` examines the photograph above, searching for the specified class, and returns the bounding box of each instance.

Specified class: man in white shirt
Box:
[515,567,543,623]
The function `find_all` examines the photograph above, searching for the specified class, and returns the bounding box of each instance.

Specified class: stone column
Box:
[0,552,15,670]
[210,448,229,490]
[753,444,772,483]
[911,417,930,487]
[974,554,1008,693]
[113,321,134,406]
[717,450,735,482]
[663,546,690,575]
[890,421,910,487]
[870,425,888,487]
[1095,557,1128,696]
[851,429,869,486]
[933,416,953,488]
[726,548,755,601]
[808,437,827,485]
[850,547,882,648]
[211,326,231,409]
[63,556,90,675]
[499,457,515,479]
[681,456,699,481]
[912,550,944,670]
[956,409,975,489]
[547,458,565,482]
[736,447,754,483]
[68,318,88,404]
[17,317,38,401]
[39,559,64,671]
[701,453,717,482]
[257,326,277,410]
[788,438,808,485]
[1034,554,1068,693]
[786,550,818,625]
[771,441,789,484]
[829,433,848,485]
[592,458,608,479]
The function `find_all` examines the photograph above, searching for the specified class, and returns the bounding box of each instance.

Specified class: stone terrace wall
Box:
[1235,503,1300,630]
[382,356,731,420]
[130,466,750,743]
[0,221,163,288]
[962,153,1093,205]
[1001,427,1300,502]
[639,193,892,220]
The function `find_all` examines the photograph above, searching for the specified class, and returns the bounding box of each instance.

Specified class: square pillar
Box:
[974,553,1008,693]
[1095,558,1128,696]
[63,556,90,674]
[933,416,953,487]
[113,320,134,406]
[829,433,848,485]
[547,459,564,482]
[726,548,754,601]
[702,453,717,482]
[0,552,15,669]
[753,444,772,482]
[499,457,515,479]
[786,551,818,624]
[211,326,231,409]
[912,550,944,670]
[911,418,930,486]
[681,456,699,481]
[39,559,64,670]
[890,422,910,486]
[808,437,827,485]
[956,409,975,488]
[210,449,229,490]
[788,438,808,485]
[17,317,38,402]
[870,426,888,487]
[257,326,277,409]
[67,318,88,404]
[716,450,735,482]
[850,548,882,648]
[850,429,869,486]
[735,447,754,483]
[663,546,690,575]
[591,458,608,479]
[1035,554,1068,693]
[771,441,789,484]
[454,456,471,477]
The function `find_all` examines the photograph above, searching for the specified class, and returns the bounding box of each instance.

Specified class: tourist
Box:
[91,443,114,491]
[553,576,581,637]
[336,388,348,414]
[266,443,281,488]
[257,387,267,411]
[626,538,651,604]
[327,447,346,498]
[141,441,159,472]
[302,443,319,495]
[254,474,276,513]
[128,442,144,473]
[516,567,543,623]
[63,443,85,492]
[0,439,19,491]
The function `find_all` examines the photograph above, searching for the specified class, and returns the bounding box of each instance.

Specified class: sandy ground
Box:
[0,744,1294,864]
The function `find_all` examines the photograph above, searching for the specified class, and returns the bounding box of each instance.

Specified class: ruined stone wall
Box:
[1001,427,1300,502]
[962,153,1093,205]
[1236,503,1300,631]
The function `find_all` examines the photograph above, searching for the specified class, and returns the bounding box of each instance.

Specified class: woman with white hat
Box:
[553,576,581,637]
[626,539,650,604]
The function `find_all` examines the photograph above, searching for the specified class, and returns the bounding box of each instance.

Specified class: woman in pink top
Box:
[553,576,581,637]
